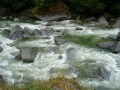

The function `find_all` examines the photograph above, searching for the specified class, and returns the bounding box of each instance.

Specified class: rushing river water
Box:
[0,20,120,89]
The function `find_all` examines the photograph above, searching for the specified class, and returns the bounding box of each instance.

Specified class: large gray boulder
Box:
[116,32,120,41]
[112,41,120,53]
[9,25,32,40]
[0,46,3,52]
[34,28,54,37]
[19,47,38,62]
[97,42,113,49]
[66,47,76,60]
[54,37,67,45]
[113,18,120,28]
[97,16,108,26]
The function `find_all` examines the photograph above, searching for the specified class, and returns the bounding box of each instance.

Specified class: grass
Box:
[0,76,85,90]
[64,34,112,47]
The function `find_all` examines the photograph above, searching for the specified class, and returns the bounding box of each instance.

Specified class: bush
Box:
[1,0,34,12]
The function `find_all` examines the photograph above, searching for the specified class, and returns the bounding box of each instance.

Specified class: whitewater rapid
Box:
[0,20,120,89]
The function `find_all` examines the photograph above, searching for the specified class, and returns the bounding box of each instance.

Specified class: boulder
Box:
[98,67,110,80]
[97,16,108,26]
[77,62,110,80]
[34,28,54,37]
[46,21,61,26]
[0,46,3,52]
[9,25,31,40]
[75,27,83,30]
[97,42,113,49]
[62,30,68,35]
[0,75,4,85]
[59,55,63,59]
[112,41,120,53]
[19,47,38,62]
[32,1,71,21]
[116,32,120,41]
[66,47,76,60]
[113,18,120,28]
[54,37,67,45]
[94,86,110,90]
[14,18,20,22]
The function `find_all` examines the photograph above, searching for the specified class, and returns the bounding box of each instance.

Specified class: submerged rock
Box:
[59,55,63,59]
[94,86,110,90]
[98,67,110,80]
[75,27,83,30]
[97,42,113,49]
[0,46,3,52]
[9,25,32,40]
[77,62,110,80]
[19,47,38,62]
[66,47,76,60]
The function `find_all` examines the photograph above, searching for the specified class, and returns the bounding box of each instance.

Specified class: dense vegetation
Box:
[0,0,120,17]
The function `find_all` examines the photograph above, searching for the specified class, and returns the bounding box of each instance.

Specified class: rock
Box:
[98,67,110,80]
[77,62,110,80]
[116,32,120,41]
[66,47,76,60]
[34,28,54,37]
[59,55,63,59]
[14,18,20,22]
[112,41,120,53]
[94,86,110,90]
[9,25,31,40]
[0,46,3,52]
[75,27,83,30]
[49,68,58,74]
[19,47,38,62]
[43,46,58,53]
[97,16,108,26]
[97,42,113,49]
[33,1,70,21]
[113,18,120,28]
[46,21,60,26]
[0,75,4,85]
[62,30,68,35]
[54,37,67,45]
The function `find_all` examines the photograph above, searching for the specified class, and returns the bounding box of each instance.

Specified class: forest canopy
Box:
[0,0,120,16]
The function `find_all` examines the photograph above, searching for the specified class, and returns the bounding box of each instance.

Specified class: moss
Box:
[0,76,85,90]
[64,34,112,47]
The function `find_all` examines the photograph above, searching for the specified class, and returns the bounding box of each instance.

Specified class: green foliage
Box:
[1,0,34,12]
